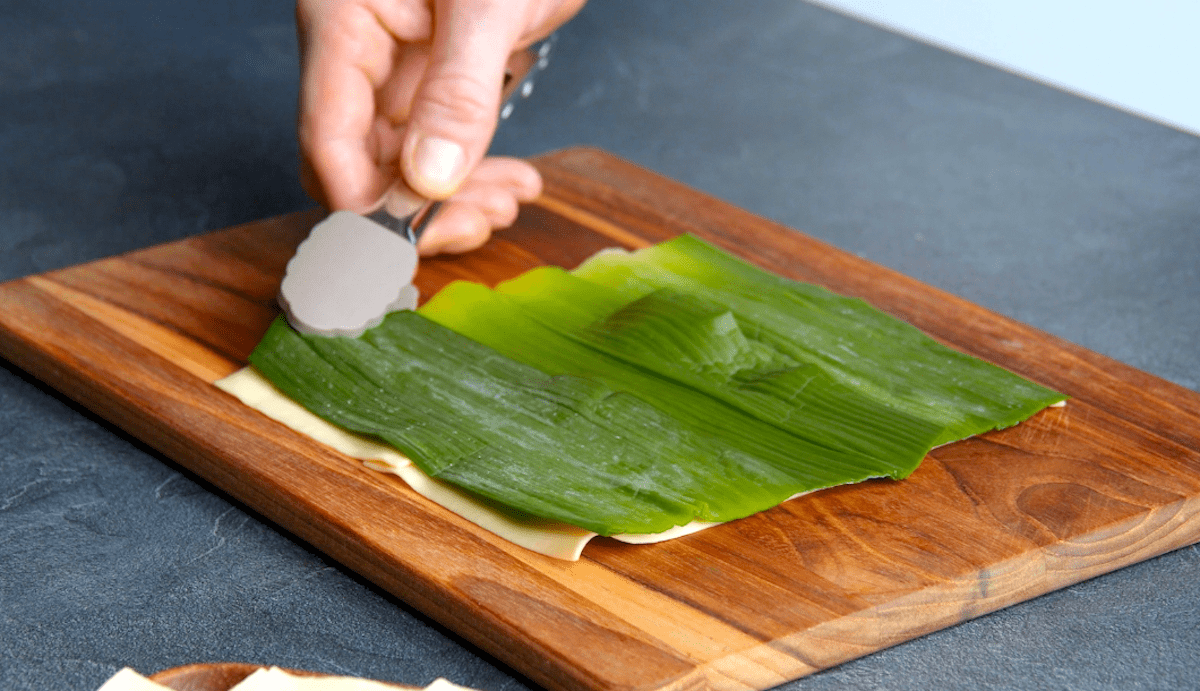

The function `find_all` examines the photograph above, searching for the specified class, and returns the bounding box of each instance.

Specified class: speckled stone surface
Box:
[2,1,1197,690]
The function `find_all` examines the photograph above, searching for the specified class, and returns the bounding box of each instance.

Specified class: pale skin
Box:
[297,0,587,255]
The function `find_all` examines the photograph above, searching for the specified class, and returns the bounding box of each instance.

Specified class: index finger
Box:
[297,5,403,210]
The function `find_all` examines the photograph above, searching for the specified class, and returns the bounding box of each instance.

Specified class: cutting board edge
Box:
[13,308,1193,691]
[2,148,1199,691]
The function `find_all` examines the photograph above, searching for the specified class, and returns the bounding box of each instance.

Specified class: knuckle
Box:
[415,70,499,129]
[489,192,520,227]
[513,165,542,200]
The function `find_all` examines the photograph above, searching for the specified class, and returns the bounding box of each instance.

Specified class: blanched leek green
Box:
[250,235,1065,536]
[568,236,1065,445]
[420,274,942,480]
[251,313,865,535]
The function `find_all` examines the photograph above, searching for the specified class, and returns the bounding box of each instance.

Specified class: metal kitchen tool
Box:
[279,35,555,337]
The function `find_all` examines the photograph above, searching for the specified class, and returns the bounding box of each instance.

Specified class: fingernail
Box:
[412,135,465,195]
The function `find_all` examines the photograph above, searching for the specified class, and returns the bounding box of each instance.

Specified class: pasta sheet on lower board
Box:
[215,367,718,561]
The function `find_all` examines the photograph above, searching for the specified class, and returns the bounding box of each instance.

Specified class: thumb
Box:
[402,0,518,200]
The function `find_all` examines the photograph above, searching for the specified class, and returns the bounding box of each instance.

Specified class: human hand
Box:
[297,0,586,255]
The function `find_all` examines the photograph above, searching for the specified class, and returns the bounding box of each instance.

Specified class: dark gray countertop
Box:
[2,1,1197,690]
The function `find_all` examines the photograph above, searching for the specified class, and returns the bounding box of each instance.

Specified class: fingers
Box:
[298,0,572,248]
[401,0,521,200]
[418,203,492,255]
[417,157,542,255]
[298,38,386,210]
[297,0,433,211]
[464,156,544,201]
[374,43,430,127]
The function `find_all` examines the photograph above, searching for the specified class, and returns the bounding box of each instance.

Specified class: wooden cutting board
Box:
[2,147,1199,691]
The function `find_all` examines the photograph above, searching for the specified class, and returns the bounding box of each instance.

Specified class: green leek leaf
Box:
[421,274,942,479]
[252,313,839,535]
[571,236,1066,444]
[250,235,1065,537]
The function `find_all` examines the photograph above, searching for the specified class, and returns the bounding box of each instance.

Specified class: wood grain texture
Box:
[3,148,1200,691]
